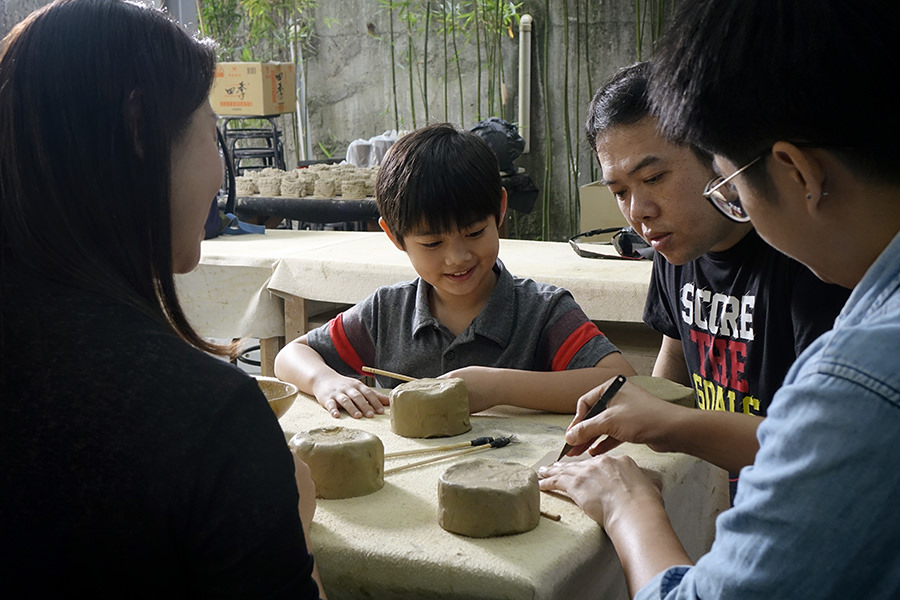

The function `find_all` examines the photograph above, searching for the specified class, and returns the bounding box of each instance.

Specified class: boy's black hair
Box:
[375,123,502,246]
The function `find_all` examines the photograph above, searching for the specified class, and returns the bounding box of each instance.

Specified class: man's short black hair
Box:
[586,62,712,169]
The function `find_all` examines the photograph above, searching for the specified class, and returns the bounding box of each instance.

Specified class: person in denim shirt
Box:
[538,0,900,598]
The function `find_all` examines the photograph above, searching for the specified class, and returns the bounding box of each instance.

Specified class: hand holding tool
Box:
[556,374,627,461]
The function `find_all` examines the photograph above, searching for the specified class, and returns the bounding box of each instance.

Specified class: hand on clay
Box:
[440,365,499,414]
[312,374,389,419]
[537,453,663,528]
[562,379,683,457]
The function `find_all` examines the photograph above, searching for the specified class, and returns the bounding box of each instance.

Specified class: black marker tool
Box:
[556,374,628,461]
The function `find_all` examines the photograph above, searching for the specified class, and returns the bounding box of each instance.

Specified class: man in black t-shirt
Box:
[642,230,847,420]
[572,63,849,491]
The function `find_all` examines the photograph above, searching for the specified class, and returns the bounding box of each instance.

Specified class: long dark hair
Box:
[0,0,231,356]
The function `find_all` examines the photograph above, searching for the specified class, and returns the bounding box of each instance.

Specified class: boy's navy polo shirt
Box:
[306,261,620,388]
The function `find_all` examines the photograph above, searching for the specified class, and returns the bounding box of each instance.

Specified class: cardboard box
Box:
[578,181,628,232]
[210,62,296,116]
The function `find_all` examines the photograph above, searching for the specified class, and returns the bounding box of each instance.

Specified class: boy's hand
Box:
[311,374,389,419]
[441,366,500,414]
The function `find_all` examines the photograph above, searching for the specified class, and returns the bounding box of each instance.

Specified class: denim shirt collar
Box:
[836,230,900,328]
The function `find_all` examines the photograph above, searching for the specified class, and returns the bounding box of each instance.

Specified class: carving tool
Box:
[362,366,416,382]
[556,374,627,461]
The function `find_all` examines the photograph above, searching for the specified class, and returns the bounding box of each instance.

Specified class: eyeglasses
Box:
[568,226,654,260]
[702,155,762,223]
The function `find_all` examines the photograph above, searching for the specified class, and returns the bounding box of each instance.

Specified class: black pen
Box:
[557,374,628,461]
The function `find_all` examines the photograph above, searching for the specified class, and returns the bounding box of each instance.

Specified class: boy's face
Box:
[595,117,751,265]
[380,202,504,307]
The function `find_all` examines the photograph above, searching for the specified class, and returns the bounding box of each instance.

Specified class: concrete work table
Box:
[176,230,655,375]
[278,392,729,600]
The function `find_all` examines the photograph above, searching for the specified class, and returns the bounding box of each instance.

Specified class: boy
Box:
[275,123,634,418]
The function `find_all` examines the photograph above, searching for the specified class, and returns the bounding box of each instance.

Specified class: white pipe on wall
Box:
[290,39,311,162]
[518,14,533,153]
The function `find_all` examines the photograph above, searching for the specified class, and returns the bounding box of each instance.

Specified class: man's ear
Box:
[378,217,406,251]
[771,141,827,210]
[497,187,508,225]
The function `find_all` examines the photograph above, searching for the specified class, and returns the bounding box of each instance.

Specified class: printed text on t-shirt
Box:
[681,283,761,415]
[680,283,755,340]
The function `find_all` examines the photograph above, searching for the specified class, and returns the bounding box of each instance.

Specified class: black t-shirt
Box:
[644,230,850,417]
[0,262,320,599]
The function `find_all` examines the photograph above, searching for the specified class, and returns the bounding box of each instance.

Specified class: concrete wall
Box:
[1,0,46,29]
[2,0,658,241]
[300,0,647,240]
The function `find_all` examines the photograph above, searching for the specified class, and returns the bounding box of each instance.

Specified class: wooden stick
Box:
[362,366,416,382]
[384,437,515,475]
[384,436,496,459]
[385,441,476,459]
[384,445,490,475]
[540,510,562,522]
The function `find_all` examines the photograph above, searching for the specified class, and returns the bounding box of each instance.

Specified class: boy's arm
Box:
[274,335,389,419]
[447,351,636,414]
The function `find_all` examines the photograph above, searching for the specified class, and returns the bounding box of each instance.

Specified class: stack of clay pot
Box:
[280,169,303,197]
[232,164,379,199]
[234,175,258,196]
[255,168,282,197]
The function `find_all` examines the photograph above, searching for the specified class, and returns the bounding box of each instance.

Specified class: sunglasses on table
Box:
[568,226,655,260]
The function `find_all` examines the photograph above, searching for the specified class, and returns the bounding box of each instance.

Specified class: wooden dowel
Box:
[385,441,473,459]
[384,436,500,459]
[362,366,416,382]
[540,510,562,522]
[384,445,490,475]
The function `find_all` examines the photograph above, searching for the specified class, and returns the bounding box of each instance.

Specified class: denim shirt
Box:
[637,231,900,600]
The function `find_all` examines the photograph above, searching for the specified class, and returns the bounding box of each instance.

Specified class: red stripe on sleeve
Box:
[329,314,365,375]
[551,321,602,371]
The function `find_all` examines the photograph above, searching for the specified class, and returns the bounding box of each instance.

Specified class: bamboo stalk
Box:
[389,0,400,130]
